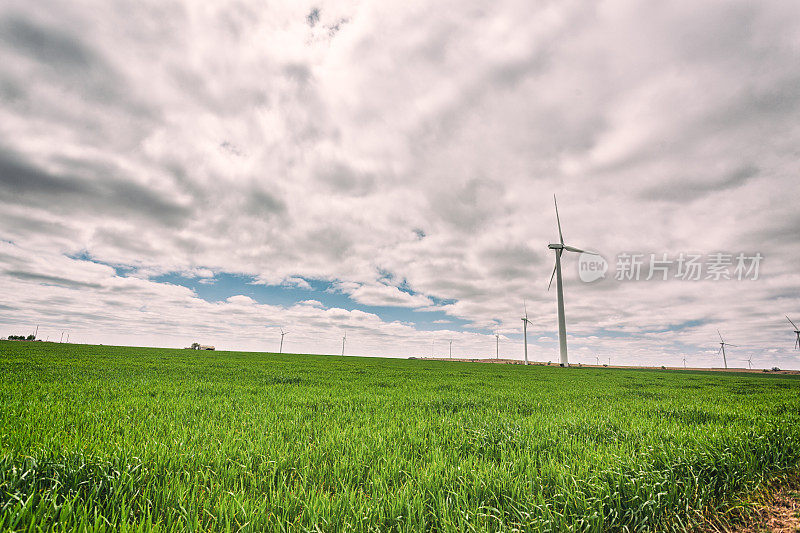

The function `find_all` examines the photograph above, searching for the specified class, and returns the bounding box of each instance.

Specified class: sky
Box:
[1,0,799,368]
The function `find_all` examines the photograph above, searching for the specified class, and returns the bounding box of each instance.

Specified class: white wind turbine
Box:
[682,357,687,369]
[495,334,500,360]
[787,316,800,350]
[746,355,753,369]
[449,339,453,359]
[547,195,597,367]
[717,330,737,369]
[521,301,533,365]
[341,331,346,356]
[279,328,289,354]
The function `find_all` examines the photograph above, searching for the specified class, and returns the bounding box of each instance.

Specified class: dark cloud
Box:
[0,212,73,239]
[640,164,759,202]
[433,177,501,231]
[316,161,376,195]
[0,151,88,196]
[245,189,287,216]
[4,270,102,289]
[0,15,94,68]
[306,8,320,27]
[0,150,192,226]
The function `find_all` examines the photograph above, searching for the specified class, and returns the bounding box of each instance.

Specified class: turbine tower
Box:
[717,330,737,369]
[341,331,346,356]
[449,339,453,359]
[279,328,288,354]
[548,195,596,367]
[495,334,500,360]
[787,316,800,350]
[682,357,687,368]
[521,301,532,365]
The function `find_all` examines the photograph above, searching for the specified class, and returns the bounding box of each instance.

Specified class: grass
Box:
[0,340,799,531]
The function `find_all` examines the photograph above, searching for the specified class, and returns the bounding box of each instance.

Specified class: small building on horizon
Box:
[186,342,215,350]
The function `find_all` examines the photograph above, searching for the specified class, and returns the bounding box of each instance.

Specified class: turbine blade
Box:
[717,346,722,355]
[795,334,799,349]
[567,245,598,255]
[564,245,589,254]
[717,329,724,342]
[787,315,799,330]
[726,344,738,347]
[547,261,557,291]
[554,194,564,245]
[524,299,528,319]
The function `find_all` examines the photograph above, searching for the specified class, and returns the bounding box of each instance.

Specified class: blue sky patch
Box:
[150,272,470,331]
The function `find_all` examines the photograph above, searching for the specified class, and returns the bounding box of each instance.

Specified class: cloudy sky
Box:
[1,0,799,368]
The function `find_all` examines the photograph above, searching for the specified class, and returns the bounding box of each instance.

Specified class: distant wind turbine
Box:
[717,330,737,369]
[279,328,288,354]
[682,357,687,369]
[595,355,600,365]
[746,355,753,369]
[787,316,800,350]
[449,339,453,359]
[495,334,500,360]
[548,195,597,367]
[521,301,533,365]
[341,331,346,356]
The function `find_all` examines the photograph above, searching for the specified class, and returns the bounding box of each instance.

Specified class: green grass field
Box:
[1,341,799,531]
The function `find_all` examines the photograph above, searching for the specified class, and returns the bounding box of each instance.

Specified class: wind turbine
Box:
[717,330,737,369]
[548,195,596,367]
[449,339,453,359]
[495,334,500,360]
[279,328,288,354]
[521,301,533,365]
[341,331,346,356]
[787,316,800,350]
[595,355,600,365]
[682,357,687,369]
[746,355,753,369]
